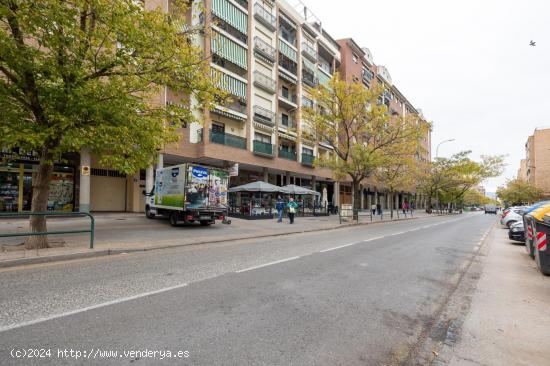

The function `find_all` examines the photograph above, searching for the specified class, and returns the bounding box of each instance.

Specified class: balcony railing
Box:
[210,130,247,149]
[278,148,297,161]
[279,57,297,75]
[253,105,275,126]
[280,90,297,104]
[253,71,276,94]
[254,3,276,31]
[301,42,317,61]
[301,153,315,166]
[302,72,318,88]
[253,140,273,156]
[279,116,295,129]
[254,36,275,63]
[362,69,373,85]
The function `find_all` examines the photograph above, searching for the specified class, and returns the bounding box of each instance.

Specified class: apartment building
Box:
[336,38,432,210]
[522,127,550,198]
[518,159,528,181]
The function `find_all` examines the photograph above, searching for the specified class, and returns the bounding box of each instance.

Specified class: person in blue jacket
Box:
[287,197,298,224]
[275,196,285,223]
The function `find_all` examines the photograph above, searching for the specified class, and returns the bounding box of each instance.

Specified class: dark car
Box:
[508,221,525,242]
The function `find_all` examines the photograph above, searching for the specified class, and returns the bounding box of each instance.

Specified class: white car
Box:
[501,206,528,228]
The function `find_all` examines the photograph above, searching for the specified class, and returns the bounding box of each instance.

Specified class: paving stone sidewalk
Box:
[0,210,432,266]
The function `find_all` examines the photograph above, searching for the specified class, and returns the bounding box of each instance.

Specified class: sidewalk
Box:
[0,210,433,267]
[437,225,550,365]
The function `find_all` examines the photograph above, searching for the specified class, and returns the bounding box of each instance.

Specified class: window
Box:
[212,122,225,134]
[282,86,289,98]
[302,147,313,155]
[352,53,358,63]
[281,113,289,126]
[255,132,271,143]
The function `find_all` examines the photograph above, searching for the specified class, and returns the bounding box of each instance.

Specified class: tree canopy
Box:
[496,178,543,206]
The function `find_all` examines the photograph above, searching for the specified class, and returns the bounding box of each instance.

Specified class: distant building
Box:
[521,127,550,198]
[517,159,528,180]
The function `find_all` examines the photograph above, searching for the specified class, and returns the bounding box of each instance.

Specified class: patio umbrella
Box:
[228,181,288,193]
[282,184,320,196]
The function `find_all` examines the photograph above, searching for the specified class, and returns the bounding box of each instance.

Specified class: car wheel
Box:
[506,220,517,228]
[145,206,155,219]
[169,212,179,227]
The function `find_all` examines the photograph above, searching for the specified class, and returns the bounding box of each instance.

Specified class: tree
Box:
[418,152,504,212]
[496,178,543,206]
[303,74,426,211]
[0,0,221,248]
[462,189,490,207]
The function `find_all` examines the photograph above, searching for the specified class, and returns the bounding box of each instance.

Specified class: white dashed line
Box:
[0,282,189,333]
[319,243,357,253]
[235,256,301,273]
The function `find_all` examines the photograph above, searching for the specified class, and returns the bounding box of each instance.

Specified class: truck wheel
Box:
[145,206,155,219]
[200,220,211,226]
[169,212,179,227]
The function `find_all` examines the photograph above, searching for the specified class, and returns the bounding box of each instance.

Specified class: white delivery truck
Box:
[145,164,229,226]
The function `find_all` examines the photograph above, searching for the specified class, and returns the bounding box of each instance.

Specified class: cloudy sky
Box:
[300,0,550,192]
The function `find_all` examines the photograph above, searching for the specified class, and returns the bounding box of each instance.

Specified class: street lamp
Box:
[435,138,455,158]
[435,138,455,212]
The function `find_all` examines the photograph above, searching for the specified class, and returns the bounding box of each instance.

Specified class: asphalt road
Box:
[0,213,496,365]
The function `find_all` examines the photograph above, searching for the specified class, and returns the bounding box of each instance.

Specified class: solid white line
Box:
[235,256,300,273]
[0,282,189,333]
[319,243,357,253]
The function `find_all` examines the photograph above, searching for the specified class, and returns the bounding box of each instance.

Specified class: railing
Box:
[279,115,295,129]
[254,36,276,62]
[234,0,248,10]
[253,3,276,31]
[279,57,297,75]
[279,90,297,104]
[301,153,315,166]
[302,72,318,87]
[253,140,273,156]
[362,69,373,84]
[301,42,317,61]
[318,61,332,75]
[210,130,247,149]
[278,148,297,160]
[253,71,276,94]
[253,105,275,126]
[0,212,95,249]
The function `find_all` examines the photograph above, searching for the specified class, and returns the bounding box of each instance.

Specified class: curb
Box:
[0,214,441,269]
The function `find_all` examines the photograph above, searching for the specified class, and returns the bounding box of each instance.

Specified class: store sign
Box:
[229,163,239,177]
[81,166,90,176]
[0,148,39,162]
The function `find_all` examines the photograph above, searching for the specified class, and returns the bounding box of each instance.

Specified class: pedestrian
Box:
[376,202,382,216]
[287,197,298,224]
[371,202,377,215]
[275,195,285,223]
[402,201,408,214]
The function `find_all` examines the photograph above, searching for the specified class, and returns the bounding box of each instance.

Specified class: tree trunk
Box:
[351,179,361,219]
[389,191,394,219]
[426,194,433,214]
[25,157,53,250]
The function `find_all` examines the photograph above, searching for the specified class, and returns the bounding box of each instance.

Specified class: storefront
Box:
[0,161,75,213]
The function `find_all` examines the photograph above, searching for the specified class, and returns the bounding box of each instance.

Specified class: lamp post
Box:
[435,139,455,212]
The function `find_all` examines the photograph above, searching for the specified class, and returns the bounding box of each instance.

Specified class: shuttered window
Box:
[302,58,316,74]
[211,31,247,70]
[212,0,248,35]
[211,68,247,100]
[318,69,331,87]
[279,39,297,62]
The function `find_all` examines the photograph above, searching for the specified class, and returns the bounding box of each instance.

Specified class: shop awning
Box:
[282,184,320,195]
[228,181,288,193]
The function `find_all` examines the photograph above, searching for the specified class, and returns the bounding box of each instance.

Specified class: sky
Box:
[299,0,550,192]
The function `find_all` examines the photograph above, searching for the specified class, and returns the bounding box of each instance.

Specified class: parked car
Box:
[501,206,528,228]
[508,221,525,242]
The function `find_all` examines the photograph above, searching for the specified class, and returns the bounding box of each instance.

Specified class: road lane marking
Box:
[319,243,356,253]
[235,256,300,273]
[364,236,384,242]
[0,282,189,333]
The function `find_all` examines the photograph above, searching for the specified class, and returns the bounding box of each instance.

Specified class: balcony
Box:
[253,105,275,126]
[279,115,295,129]
[278,148,297,161]
[301,153,315,166]
[279,55,297,75]
[302,72,318,88]
[301,42,317,62]
[253,140,273,157]
[278,90,297,109]
[254,3,276,31]
[254,36,275,63]
[253,71,276,94]
[210,130,247,150]
[362,69,373,86]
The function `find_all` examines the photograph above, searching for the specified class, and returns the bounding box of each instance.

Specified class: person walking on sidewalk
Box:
[287,197,298,224]
[376,202,382,216]
[402,201,408,215]
[275,196,285,223]
[371,203,377,216]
